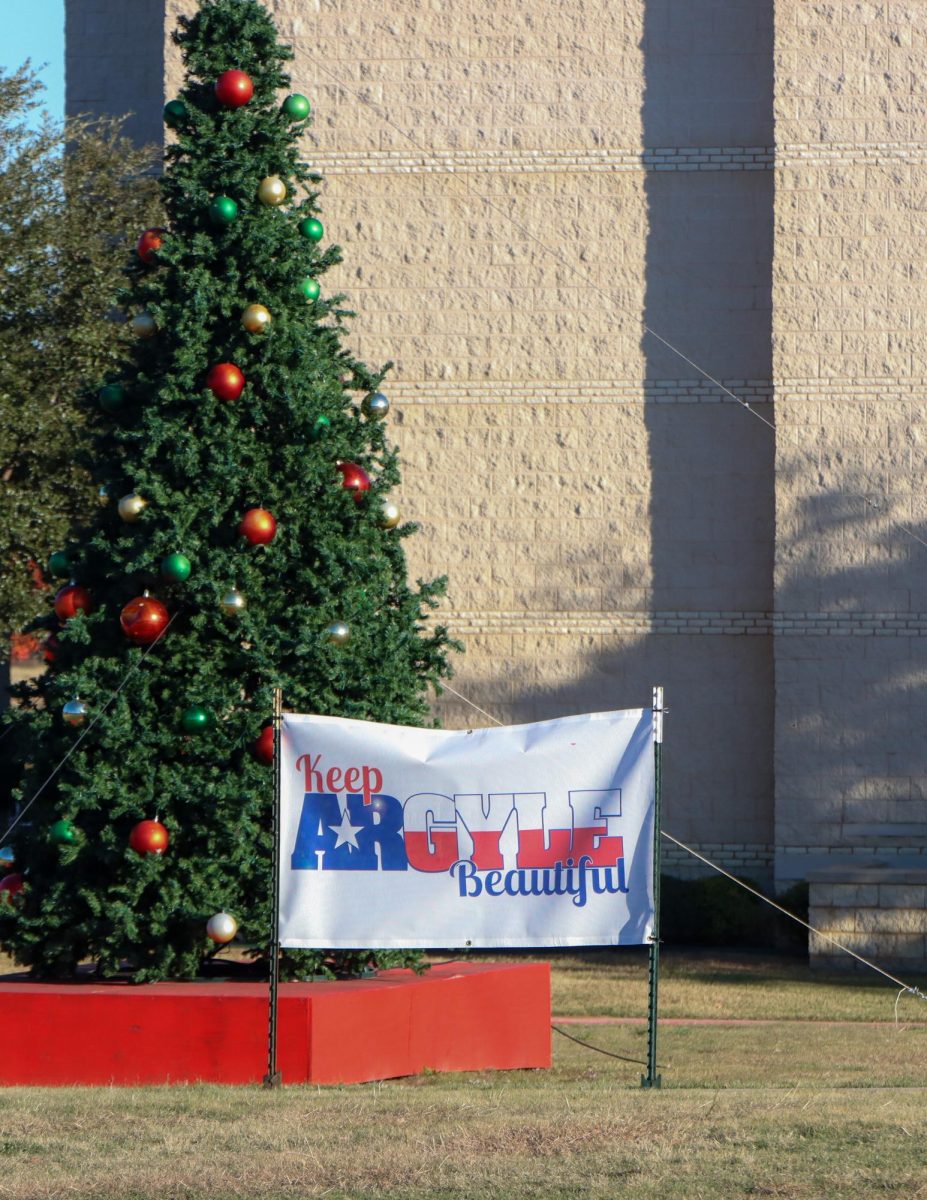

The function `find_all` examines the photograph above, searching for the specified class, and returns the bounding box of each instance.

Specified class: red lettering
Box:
[516,828,573,868]
[296,754,384,807]
[296,753,323,791]
[470,830,505,870]
[405,829,459,872]
[573,827,624,866]
[362,765,383,806]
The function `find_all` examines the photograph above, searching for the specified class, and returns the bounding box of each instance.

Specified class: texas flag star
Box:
[329,809,363,851]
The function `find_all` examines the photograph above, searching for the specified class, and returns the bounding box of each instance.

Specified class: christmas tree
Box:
[0,0,457,982]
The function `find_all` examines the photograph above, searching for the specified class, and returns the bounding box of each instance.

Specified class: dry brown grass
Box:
[0,1072,924,1199]
[1,949,926,1197]
[539,947,927,1023]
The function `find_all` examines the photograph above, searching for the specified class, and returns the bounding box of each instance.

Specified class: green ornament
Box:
[163,99,188,128]
[48,550,70,578]
[50,819,78,846]
[181,706,211,735]
[98,383,126,415]
[161,553,192,583]
[300,276,321,302]
[209,196,239,226]
[282,93,311,120]
[310,415,331,441]
[298,217,324,243]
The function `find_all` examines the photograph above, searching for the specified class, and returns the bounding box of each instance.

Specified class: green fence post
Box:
[642,685,663,1089]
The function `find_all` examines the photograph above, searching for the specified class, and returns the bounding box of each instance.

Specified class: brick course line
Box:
[307,146,775,175]
[388,380,774,405]
[305,142,924,177]
[444,612,927,637]
[388,378,927,406]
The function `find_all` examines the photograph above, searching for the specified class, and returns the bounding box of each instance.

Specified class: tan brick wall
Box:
[69,0,782,869]
[773,0,927,882]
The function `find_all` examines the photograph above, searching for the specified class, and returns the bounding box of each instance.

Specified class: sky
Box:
[2,0,65,124]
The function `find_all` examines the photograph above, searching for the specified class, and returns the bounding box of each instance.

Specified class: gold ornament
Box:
[220,587,246,615]
[379,500,401,529]
[118,493,148,522]
[241,303,272,334]
[257,175,287,206]
[130,311,158,338]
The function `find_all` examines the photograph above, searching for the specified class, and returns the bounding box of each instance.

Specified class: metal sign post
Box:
[642,685,664,1089]
[263,687,284,1089]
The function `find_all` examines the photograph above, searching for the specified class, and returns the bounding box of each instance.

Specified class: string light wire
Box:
[0,611,181,847]
[439,681,927,1007]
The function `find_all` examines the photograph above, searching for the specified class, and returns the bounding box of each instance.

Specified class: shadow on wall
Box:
[438,3,777,855]
[773,461,927,864]
[435,2,779,868]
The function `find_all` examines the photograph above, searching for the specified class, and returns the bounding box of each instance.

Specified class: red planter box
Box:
[0,962,550,1086]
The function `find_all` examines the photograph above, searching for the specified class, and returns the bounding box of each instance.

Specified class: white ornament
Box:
[206,911,239,944]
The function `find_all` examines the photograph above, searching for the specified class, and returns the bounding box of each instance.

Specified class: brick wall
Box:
[69,0,927,892]
[773,0,927,883]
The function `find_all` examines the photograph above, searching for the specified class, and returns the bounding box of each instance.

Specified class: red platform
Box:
[0,962,550,1086]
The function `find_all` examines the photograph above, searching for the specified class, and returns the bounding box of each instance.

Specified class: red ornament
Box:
[43,634,60,663]
[54,583,91,622]
[120,595,170,645]
[136,228,164,264]
[337,462,371,503]
[0,873,23,903]
[215,70,254,108]
[207,362,245,402]
[129,820,169,856]
[239,507,277,545]
[253,725,274,765]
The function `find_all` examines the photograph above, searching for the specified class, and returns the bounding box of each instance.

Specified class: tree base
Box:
[0,961,550,1085]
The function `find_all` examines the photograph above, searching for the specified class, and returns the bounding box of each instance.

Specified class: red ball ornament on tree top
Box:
[253,725,274,765]
[129,820,169,856]
[0,873,24,904]
[207,362,245,402]
[136,228,164,264]
[337,461,371,503]
[215,69,254,108]
[120,595,170,645]
[54,583,91,622]
[239,507,277,545]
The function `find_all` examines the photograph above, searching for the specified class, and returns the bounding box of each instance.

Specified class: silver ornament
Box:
[220,588,247,615]
[362,391,389,419]
[63,699,89,727]
[0,847,15,869]
[130,311,158,339]
[324,621,351,646]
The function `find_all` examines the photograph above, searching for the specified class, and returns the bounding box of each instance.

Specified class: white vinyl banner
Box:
[278,708,655,949]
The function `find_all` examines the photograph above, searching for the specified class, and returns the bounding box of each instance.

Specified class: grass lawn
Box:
[1,949,926,1198]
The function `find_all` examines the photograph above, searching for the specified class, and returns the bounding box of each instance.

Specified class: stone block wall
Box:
[808,868,927,970]
[773,0,927,884]
[71,1,927,900]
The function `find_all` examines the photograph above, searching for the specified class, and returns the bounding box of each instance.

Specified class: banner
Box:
[278,708,655,949]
